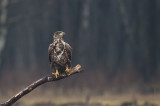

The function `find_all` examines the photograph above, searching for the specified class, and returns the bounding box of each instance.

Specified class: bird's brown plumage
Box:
[48,31,72,74]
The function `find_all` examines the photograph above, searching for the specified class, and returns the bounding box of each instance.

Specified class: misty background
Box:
[0,0,160,98]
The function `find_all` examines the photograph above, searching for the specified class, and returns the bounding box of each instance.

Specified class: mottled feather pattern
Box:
[48,31,72,74]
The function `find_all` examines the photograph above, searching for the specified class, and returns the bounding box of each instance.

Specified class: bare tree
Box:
[1,64,84,106]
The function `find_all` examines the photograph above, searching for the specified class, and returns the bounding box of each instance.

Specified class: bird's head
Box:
[53,31,65,40]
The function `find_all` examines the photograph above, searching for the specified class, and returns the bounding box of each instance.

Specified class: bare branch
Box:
[1,64,84,106]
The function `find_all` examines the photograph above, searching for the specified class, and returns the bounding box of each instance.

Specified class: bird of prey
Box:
[48,31,72,78]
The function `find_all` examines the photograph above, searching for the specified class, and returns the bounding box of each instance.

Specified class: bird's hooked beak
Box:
[59,32,65,37]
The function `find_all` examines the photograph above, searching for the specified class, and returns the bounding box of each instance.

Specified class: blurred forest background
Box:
[0,0,160,105]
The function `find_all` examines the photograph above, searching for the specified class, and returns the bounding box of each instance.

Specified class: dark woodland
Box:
[0,0,160,105]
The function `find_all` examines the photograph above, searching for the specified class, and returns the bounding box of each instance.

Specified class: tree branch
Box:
[1,64,84,106]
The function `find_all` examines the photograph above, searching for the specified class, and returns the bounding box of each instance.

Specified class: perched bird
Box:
[48,31,72,78]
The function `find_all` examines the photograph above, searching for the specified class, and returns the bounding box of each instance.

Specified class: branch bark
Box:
[1,64,84,106]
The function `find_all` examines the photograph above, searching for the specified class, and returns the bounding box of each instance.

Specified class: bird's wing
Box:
[48,44,54,63]
[65,42,72,61]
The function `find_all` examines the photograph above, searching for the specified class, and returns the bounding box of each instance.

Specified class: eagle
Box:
[48,31,72,78]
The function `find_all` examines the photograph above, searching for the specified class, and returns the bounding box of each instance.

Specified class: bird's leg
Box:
[65,66,71,72]
[52,70,59,78]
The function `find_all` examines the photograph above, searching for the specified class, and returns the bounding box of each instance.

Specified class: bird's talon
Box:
[65,67,70,72]
[52,70,59,78]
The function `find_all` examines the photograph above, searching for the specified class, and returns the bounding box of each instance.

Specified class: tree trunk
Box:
[0,0,8,70]
[77,0,91,65]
